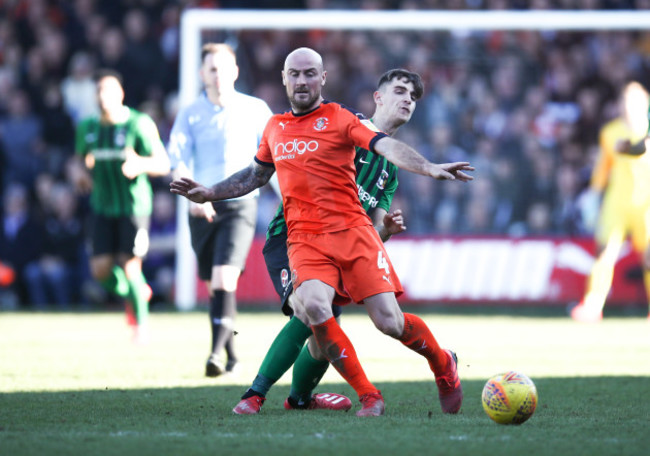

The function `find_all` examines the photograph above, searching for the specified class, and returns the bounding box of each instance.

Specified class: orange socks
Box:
[400,313,447,375]
[311,314,446,396]
[311,317,379,398]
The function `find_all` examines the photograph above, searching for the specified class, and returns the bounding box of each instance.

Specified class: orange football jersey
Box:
[255,101,388,235]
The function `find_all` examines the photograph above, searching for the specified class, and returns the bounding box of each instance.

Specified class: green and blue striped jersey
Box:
[75,108,163,217]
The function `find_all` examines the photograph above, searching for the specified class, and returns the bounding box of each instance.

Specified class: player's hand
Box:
[383,209,407,236]
[170,177,213,204]
[121,148,145,179]
[69,165,93,194]
[431,162,475,182]
[189,201,216,222]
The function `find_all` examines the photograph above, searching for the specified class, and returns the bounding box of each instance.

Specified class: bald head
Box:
[282,47,326,113]
[284,47,323,72]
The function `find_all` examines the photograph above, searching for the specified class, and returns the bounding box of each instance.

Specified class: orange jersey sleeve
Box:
[256,102,387,235]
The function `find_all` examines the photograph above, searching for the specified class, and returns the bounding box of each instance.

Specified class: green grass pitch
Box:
[1,308,649,456]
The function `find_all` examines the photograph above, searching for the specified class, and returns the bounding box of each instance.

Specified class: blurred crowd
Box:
[1,0,650,308]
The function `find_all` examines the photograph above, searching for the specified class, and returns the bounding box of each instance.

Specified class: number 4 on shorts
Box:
[377,250,390,273]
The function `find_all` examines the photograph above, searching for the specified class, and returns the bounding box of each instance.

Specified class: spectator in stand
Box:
[39,28,68,82]
[0,90,44,187]
[40,81,75,175]
[0,68,17,117]
[83,14,108,54]
[24,182,85,308]
[33,172,56,219]
[21,47,48,113]
[553,163,583,235]
[460,178,497,234]
[61,52,99,124]
[61,0,97,54]
[158,3,182,95]
[0,182,45,306]
[121,9,166,106]
[96,28,130,86]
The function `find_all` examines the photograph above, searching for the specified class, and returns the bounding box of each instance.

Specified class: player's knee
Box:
[122,257,142,279]
[211,265,241,291]
[303,299,333,324]
[288,294,308,321]
[372,314,402,338]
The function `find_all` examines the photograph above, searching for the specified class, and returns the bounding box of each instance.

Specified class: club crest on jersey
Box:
[281,268,290,288]
[313,117,329,131]
[114,129,126,147]
[360,119,380,132]
[376,169,389,190]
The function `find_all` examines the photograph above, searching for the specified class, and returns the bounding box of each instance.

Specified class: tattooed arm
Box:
[169,161,275,203]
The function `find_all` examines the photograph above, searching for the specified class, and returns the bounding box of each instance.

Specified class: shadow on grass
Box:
[2,377,649,456]
[233,303,649,319]
[4,302,648,320]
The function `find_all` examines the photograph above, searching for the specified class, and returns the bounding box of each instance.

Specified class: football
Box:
[481,371,538,425]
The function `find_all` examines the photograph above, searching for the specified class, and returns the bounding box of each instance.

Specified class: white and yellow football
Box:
[482,371,538,425]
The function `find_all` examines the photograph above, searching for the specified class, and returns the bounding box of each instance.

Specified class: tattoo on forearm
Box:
[209,164,273,200]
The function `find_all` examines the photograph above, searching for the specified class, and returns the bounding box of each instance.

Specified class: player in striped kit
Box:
[232,69,419,414]
[71,69,170,342]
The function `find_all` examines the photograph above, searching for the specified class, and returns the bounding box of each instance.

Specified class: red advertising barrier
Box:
[382,236,645,306]
[197,236,646,307]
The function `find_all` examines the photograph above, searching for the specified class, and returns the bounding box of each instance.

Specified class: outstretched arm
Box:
[169,161,274,203]
[373,136,474,182]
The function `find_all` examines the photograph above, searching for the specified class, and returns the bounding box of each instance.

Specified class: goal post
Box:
[174,8,650,310]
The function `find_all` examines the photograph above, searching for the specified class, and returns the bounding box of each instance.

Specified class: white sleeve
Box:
[167,108,193,172]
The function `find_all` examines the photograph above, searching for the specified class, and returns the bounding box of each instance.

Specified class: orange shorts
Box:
[287,224,403,304]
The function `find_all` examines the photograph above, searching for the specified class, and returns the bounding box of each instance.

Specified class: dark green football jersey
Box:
[75,108,163,217]
[265,145,399,239]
